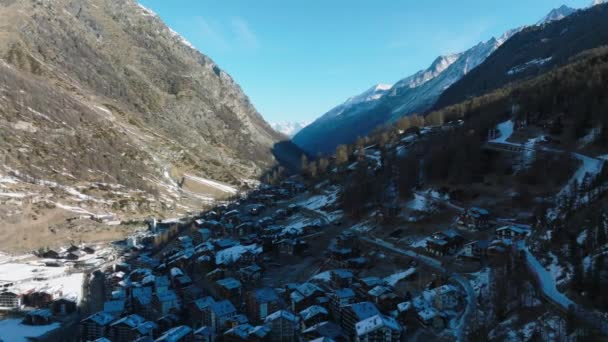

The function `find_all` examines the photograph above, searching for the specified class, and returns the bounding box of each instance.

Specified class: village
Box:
[0,135,555,342]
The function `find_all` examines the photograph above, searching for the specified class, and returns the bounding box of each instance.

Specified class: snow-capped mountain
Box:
[271,121,310,137]
[317,84,392,122]
[538,5,576,24]
[293,28,520,154]
[591,0,608,6]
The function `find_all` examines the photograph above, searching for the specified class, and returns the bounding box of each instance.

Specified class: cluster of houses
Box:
[0,244,110,325]
[72,177,473,341]
[415,207,531,260]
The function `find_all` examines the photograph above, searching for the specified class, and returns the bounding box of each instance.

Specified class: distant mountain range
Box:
[293,2,599,155]
[271,121,310,137]
[435,2,608,109]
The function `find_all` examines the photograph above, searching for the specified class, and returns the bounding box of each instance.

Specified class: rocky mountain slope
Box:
[0,0,288,248]
[435,2,608,109]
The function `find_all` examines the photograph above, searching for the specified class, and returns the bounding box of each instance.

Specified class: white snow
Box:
[410,237,429,248]
[519,243,574,308]
[298,189,338,211]
[546,252,569,286]
[490,120,515,144]
[215,244,262,265]
[0,319,60,342]
[137,3,158,17]
[383,267,416,286]
[184,174,238,195]
[558,153,604,197]
[507,57,553,75]
[270,121,310,137]
[577,230,588,245]
[406,193,430,211]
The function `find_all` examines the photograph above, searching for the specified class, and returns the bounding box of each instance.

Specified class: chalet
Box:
[41,249,60,259]
[496,225,530,240]
[246,287,281,323]
[341,302,380,338]
[196,229,212,243]
[290,283,324,312]
[103,299,125,316]
[264,310,299,341]
[156,313,181,334]
[461,240,490,260]
[432,285,460,311]
[239,264,263,284]
[487,239,514,258]
[354,314,402,342]
[330,270,354,288]
[193,326,214,342]
[156,325,194,342]
[109,314,147,342]
[299,305,329,328]
[457,207,491,231]
[206,299,238,333]
[329,288,356,319]
[278,239,308,256]
[302,321,345,341]
[23,289,54,308]
[23,309,53,326]
[189,296,216,329]
[226,314,249,329]
[152,290,180,319]
[0,291,23,310]
[80,311,116,341]
[216,278,242,302]
[133,287,154,320]
[224,323,271,342]
[354,277,386,299]
[426,230,464,256]
[52,297,78,315]
[133,321,158,340]
[416,306,445,329]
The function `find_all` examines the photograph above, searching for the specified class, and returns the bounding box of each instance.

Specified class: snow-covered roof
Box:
[193,296,216,311]
[294,282,323,298]
[347,302,380,321]
[252,287,279,303]
[156,325,193,342]
[265,310,297,323]
[334,288,355,299]
[355,314,401,336]
[209,299,236,316]
[299,305,328,321]
[215,244,262,265]
[83,311,115,326]
[216,277,242,290]
[110,314,146,328]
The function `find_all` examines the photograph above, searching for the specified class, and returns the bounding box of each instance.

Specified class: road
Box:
[361,236,475,341]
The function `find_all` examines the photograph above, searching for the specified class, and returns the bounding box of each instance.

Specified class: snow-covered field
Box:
[184,174,238,195]
[0,319,60,342]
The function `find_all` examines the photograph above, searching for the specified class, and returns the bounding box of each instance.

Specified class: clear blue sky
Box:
[139,0,590,123]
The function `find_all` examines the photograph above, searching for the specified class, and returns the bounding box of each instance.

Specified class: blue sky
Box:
[139,0,590,123]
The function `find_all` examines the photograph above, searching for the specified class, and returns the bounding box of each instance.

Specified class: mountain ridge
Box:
[0,0,287,238]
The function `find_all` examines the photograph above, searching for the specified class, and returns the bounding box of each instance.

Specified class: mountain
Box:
[537,5,576,24]
[591,0,608,6]
[435,2,608,109]
[293,29,519,155]
[271,121,310,137]
[0,0,288,234]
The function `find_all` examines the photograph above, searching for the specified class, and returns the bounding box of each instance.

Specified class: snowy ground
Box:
[518,243,574,308]
[383,267,416,286]
[0,319,60,342]
[490,120,515,144]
